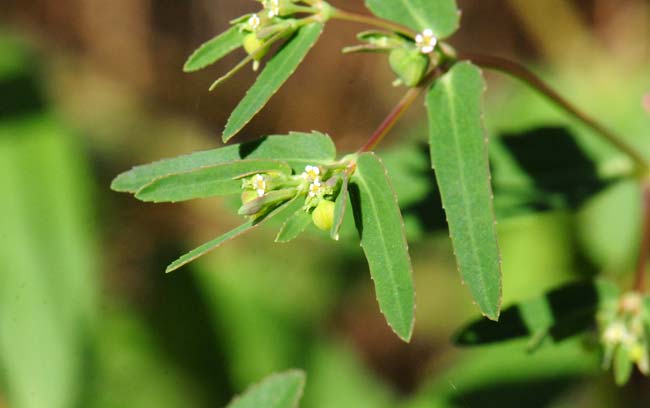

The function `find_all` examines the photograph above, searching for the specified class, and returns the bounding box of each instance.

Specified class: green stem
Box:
[459,53,650,173]
[330,8,416,38]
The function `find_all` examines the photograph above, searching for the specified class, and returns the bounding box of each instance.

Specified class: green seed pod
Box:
[312,200,335,231]
[243,33,269,61]
[241,190,258,205]
[389,47,430,87]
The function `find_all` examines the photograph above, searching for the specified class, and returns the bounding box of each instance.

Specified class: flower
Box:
[252,174,267,197]
[264,0,280,18]
[602,321,627,345]
[415,29,437,54]
[247,14,261,31]
[308,179,323,197]
[301,165,321,182]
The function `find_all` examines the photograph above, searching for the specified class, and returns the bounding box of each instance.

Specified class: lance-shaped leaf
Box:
[350,153,415,342]
[454,280,619,349]
[223,23,324,142]
[226,370,306,408]
[426,61,502,320]
[135,160,291,203]
[166,196,303,273]
[184,26,245,72]
[330,174,349,241]
[275,209,312,243]
[364,0,460,38]
[111,131,336,193]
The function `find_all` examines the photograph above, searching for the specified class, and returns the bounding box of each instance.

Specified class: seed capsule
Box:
[389,47,430,87]
[243,33,269,63]
[312,200,335,231]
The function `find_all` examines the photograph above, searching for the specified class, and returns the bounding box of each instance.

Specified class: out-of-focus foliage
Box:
[2,0,650,406]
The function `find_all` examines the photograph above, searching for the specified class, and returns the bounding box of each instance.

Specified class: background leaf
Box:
[350,152,415,342]
[223,23,324,141]
[364,0,460,38]
[226,370,306,408]
[454,280,619,349]
[426,61,502,320]
[0,116,97,408]
[111,131,336,193]
[183,26,245,72]
[135,159,291,203]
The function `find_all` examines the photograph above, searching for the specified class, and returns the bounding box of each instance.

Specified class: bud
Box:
[312,200,335,231]
[389,47,430,87]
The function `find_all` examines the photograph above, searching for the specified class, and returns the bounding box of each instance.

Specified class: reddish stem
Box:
[460,53,649,173]
[358,86,423,153]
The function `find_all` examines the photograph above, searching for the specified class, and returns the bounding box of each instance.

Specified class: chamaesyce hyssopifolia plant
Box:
[111,0,650,402]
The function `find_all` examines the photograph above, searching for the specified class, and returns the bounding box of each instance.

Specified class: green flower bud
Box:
[312,200,335,231]
[389,47,430,87]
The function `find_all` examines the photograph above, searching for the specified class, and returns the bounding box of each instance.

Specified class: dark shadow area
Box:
[494,126,614,215]
[238,136,267,159]
[0,72,46,119]
[449,377,577,408]
[147,241,233,406]
[454,281,602,346]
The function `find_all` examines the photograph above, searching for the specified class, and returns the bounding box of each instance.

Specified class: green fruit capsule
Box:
[243,33,269,60]
[312,200,335,231]
[389,47,430,87]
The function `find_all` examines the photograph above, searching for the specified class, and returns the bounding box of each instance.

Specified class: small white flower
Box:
[301,165,321,182]
[415,29,438,54]
[603,322,627,345]
[265,0,280,18]
[253,174,267,197]
[247,14,261,31]
[308,179,323,198]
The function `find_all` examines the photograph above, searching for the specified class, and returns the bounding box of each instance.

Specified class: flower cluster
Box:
[241,164,341,231]
[344,28,439,87]
[599,292,650,384]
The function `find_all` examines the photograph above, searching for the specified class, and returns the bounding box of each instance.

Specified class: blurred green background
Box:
[1,0,649,407]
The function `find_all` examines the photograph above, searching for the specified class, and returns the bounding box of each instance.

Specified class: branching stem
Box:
[331,8,415,38]
[460,53,650,173]
[358,84,423,153]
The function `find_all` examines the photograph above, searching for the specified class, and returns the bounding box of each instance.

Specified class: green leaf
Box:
[276,208,312,243]
[223,23,324,142]
[350,153,415,342]
[426,61,502,320]
[226,370,306,408]
[183,26,245,72]
[166,196,303,272]
[614,346,633,386]
[364,0,460,38]
[454,280,619,349]
[330,175,349,241]
[111,131,336,193]
[135,159,291,203]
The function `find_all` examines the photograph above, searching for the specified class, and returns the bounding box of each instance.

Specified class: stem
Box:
[331,8,416,38]
[358,87,423,153]
[635,180,650,292]
[459,53,650,173]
